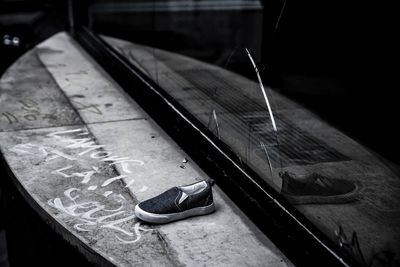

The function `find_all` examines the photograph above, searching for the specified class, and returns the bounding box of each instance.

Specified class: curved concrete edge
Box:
[0,31,294,267]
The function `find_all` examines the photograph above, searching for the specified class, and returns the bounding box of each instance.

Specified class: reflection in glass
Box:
[90,1,400,265]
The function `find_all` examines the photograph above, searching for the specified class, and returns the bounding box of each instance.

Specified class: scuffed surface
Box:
[0,127,177,266]
[0,51,81,131]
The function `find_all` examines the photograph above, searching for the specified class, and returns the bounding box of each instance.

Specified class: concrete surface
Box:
[0,32,293,266]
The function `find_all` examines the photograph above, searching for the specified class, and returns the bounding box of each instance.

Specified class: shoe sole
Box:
[134,203,215,224]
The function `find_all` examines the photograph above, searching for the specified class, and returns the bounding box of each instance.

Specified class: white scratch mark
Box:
[88,186,98,191]
[245,48,277,132]
[212,109,220,139]
[125,178,135,187]
[260,142,274,178]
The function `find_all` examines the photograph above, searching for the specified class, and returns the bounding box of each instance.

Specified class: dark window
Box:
[73,1,400,266]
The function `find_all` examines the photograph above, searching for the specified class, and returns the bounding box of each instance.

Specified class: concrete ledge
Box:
[0,32,291,266]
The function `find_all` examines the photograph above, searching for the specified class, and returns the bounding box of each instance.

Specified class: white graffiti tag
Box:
[48,188,151,243]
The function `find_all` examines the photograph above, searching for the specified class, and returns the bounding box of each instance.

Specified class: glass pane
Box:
[89,1,400,265]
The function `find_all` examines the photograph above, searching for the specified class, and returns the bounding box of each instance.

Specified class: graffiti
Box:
[1,98,54,124]
[48,188,151,243]
[71,100,102,115]
[2,112,19,124]
[9,127,150,244]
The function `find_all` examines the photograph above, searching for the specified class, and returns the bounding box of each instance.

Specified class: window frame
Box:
[69,2,360,266]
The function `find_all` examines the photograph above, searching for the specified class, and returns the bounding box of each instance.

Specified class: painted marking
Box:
[73,167,100,184]
[91,151,112,159]
[34,128,150,244]
[104,191,113,197]
[125,178,135,187]
[64,188,80,202]
[114,222,152,244]
[102,175,127,187]
[72,100,103,115]
[47,128,85,137]
[138,186,148,193]
[47,150,76,161]
[2,112,19,124]
[48,189,141,242]
[9,143,35,154]
[47,129,145,175]
[52,165,74,178]
[1,99,58,124]
[24,114,37,121]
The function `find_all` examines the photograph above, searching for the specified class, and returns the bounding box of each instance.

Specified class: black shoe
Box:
[280,172,361,205]
[135,179,215,224]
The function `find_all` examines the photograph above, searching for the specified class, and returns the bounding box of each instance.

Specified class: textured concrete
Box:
[36,34,146,124]
[0,32,293,266]
[90,120,287,267]
[0,51,81,131]
[0,127,174,266]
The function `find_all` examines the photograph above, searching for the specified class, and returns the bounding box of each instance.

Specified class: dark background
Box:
[0,0,396,162]
[1,1,68,266]
[265,0,397,167]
